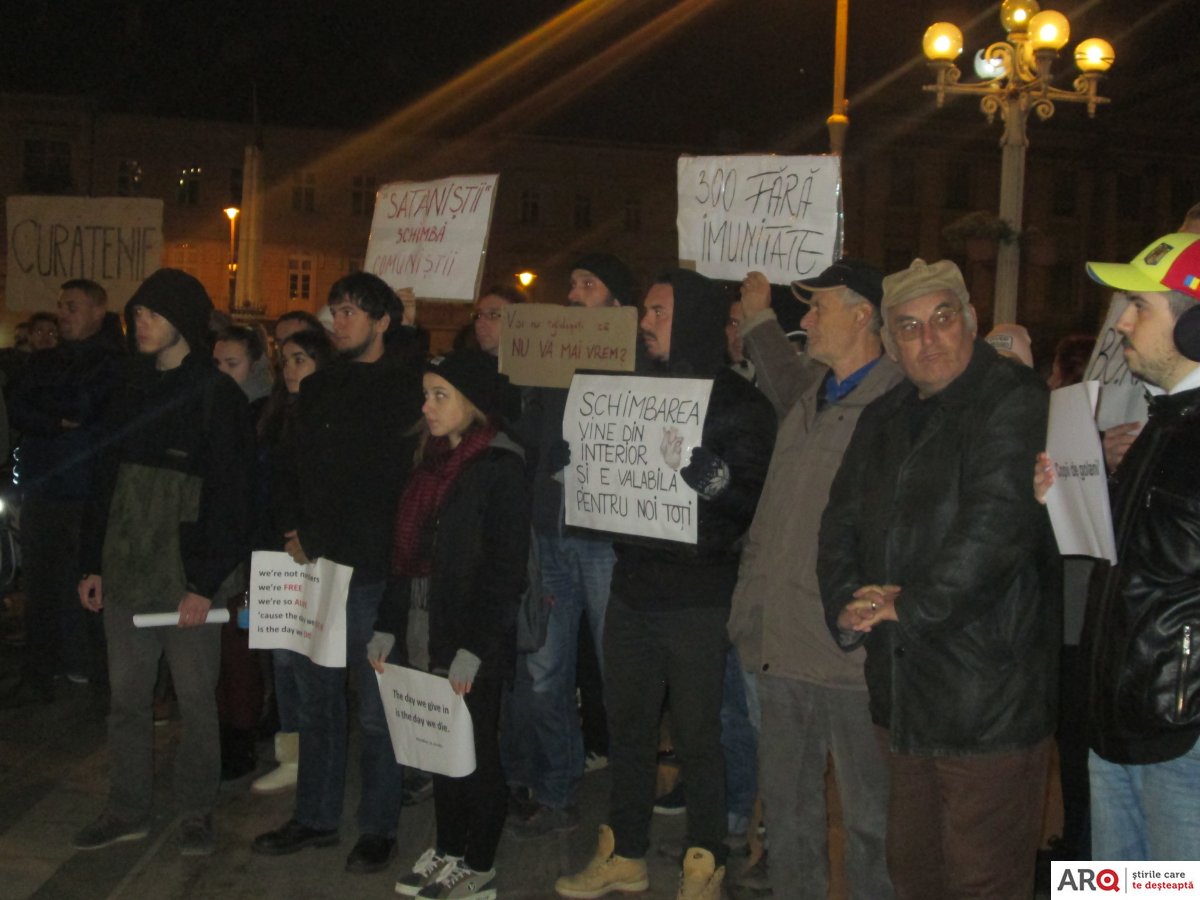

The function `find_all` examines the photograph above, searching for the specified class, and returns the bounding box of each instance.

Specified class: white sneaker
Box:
[417,859,496,899]
[396,848,462,897]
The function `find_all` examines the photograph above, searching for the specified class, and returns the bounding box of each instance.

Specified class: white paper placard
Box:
[676,155,841,284]
[1084,293,1149,431]
[563,373,713,545]
[377,664,476,777]
[364,175,498,301]
[1045,382,1118,562]
[248,550,352,668]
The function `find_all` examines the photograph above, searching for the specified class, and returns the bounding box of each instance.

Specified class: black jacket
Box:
[1084,387,1200,764]
[610,270,776,609]
[819,340,1060,755]
[279,352,422,581]
[80,352,253,605]
[10,327,124,500]
[377,433,531,679]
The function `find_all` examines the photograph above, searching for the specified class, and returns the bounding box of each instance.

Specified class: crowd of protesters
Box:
[2,215,1198,900]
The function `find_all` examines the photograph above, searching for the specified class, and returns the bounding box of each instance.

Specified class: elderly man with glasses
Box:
[817,258,1061,900]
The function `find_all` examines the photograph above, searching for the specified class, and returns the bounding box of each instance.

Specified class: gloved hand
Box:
[447,648,482,695]
[366,631,396,669]
[680,446,731,500]
[548,438,571,473]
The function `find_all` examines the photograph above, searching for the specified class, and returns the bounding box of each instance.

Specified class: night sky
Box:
[4,0,1196,150]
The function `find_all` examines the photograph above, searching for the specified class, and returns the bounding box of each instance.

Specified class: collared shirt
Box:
[821,356,882,407]
[1144,362,1200,397]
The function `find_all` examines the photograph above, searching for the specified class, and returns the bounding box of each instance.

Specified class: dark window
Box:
[24,138,73,193]
[292,173,316,213]
[177,167,202,206]
[352,175,377,217]
[117,159,143,197]
[889,158,915,207]
[574,193,592,229]
[520,189,540,226]
[624,198,642,231]
[288,257,313,301]
[1052,171,1077,217]
[944,161,971,211]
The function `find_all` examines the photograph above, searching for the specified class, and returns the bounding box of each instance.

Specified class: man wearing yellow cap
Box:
[1040,232,1200,860]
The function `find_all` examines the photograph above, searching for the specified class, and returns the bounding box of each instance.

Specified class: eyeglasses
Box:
[891,306,961,342]
[473,311,503,322]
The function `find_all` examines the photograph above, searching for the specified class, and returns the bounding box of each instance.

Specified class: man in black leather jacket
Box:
[1044,232,1200,860]
[819,258,1058,900]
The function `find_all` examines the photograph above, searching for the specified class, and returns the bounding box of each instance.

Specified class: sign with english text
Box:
[677,155,841,284]
[377,664,476,777]
[564,373,712,545]
[498,304,637,388]
[6,195,164,312]
[364,174,498,302]
[248,551,352,668]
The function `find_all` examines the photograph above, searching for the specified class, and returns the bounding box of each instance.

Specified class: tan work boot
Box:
[251,732,298,794]
[676,847,725,900]
[555,824,649,899]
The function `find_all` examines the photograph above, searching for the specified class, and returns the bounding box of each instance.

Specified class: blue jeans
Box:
[1090,742,1200,859]
[506,531,614,810]
[293,579,403,835]
[272,648,302,733]
[720,647,758,835]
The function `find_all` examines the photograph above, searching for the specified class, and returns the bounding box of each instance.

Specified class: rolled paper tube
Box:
[132,609,231,628]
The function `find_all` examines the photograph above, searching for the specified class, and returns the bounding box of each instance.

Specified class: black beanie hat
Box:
[571,253,637,306]
[124,268,215,355]
[425,349,509,418]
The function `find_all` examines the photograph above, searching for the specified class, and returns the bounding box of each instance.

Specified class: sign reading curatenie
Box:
[676,155,841,284]
[364,174,498,302]
[563,373,712,545]
[6,195,164,312]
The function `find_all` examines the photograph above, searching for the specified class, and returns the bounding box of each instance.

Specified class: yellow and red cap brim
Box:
[1087,233,1200,300]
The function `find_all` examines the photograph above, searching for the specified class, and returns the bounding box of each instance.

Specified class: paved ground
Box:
[0,677,769,900]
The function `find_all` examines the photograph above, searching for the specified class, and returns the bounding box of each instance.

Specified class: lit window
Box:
[177,167,202,206]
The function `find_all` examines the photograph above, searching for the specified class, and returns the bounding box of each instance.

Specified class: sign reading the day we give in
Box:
[498,304,637,388]
[677,155,841,285]
[364,175,498,301]
[377,665,476,777]
[248,551,352,668]
[6,195,163,312]
[564,374,713,545]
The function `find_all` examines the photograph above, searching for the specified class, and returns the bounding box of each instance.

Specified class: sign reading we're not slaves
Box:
[677,155,842,285]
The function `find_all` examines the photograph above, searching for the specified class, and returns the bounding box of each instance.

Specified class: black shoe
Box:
[251,819,339,856]
[345,833,396,873]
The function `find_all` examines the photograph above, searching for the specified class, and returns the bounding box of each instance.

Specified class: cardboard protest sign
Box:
[564,373,713,544]
[364,175,498,302]
[677,155,841,284]
[377,665,476,777]
[6,195,163,311]
[1084,293,1148,431]
[248,551,352,668]
[1045,383,1117,562]
[498,304,637,388]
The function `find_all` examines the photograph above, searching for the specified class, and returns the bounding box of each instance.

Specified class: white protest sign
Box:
[377,664,475,777]
[498,304,638,388]
[564,373,712,544]
[1045,382,1117,562]
[1084,293,1149,431]
[248,551,352,668]
[677,155,841,284]
[6,196,163,312]
[364,175,498,302]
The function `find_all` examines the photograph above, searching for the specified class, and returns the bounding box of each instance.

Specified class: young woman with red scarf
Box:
[370,349,529,900]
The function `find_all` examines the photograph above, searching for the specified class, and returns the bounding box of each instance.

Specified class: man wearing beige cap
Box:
[818,258,1059,899]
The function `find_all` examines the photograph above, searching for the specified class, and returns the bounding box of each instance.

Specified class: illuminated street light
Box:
[517,271,537,288]
[224,206,240,310]
[922,4,1114,324]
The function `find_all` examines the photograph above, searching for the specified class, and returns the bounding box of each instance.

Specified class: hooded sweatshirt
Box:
[610,270,776,609]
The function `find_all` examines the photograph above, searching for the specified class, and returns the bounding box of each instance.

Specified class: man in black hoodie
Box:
[556,270,775,900]
[11,279,123,699]
[73,269,253,856]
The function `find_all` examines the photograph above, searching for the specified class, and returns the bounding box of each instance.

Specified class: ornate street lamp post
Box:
[922,0,1114,324]
[224,206,240,311]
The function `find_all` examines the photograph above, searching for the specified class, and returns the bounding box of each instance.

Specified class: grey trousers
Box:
[103,603,221,821]
[758,675,893,900]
